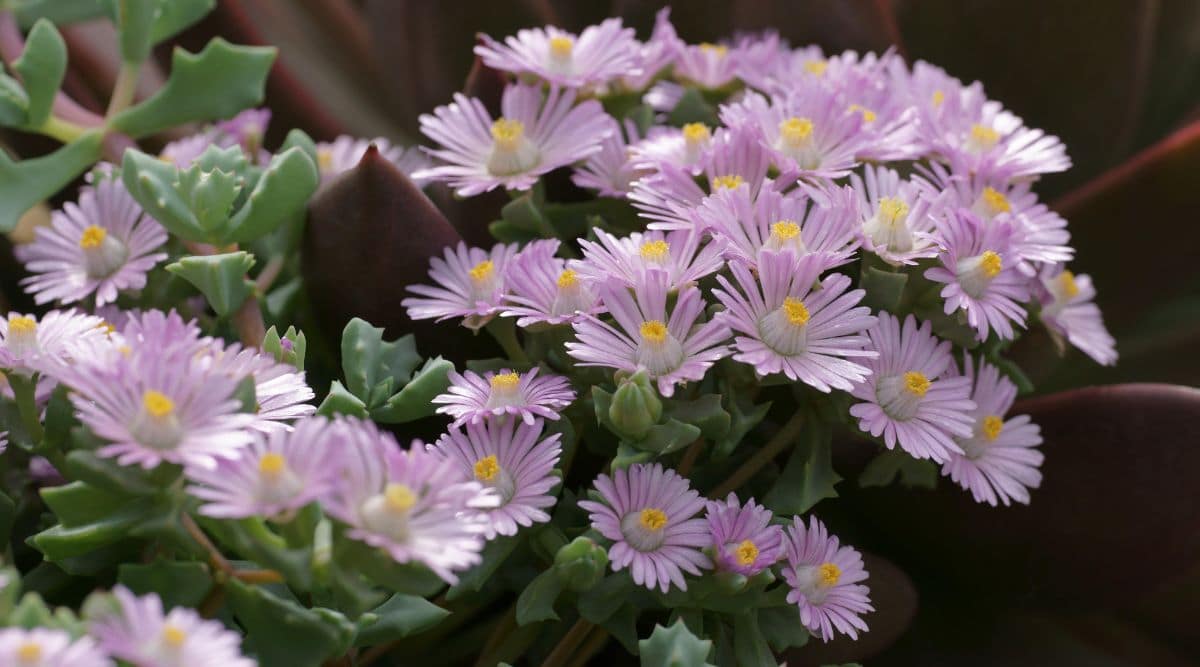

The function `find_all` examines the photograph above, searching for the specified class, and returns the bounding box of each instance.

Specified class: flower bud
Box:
[608,370,662,440]
[553,536,609,592]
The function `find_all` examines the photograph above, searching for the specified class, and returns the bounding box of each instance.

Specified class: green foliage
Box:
[859,450,939,489]
[263,325,308,370]
[515,570,562,625]
[227,579,356,667]
[117,561,212,609]
[353,594,449,646]
[0,132,103,232]
[12,19,67,128]
[226,147,319,243]
[640,620,715,667]
[765,419,841,515]
[165,251,256,317]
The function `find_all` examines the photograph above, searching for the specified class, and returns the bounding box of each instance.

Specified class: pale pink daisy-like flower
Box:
[199,344,316,434]
[186,416,335,520]
[566,271,730,397]
[92,586,254,667]
[414,84,611,196]
[579,463,710,593]
[849,314,976,462]
[629,122,714,174]
[571,117,650,197]
[0,309,108,376]
[501,239,602,327]
[475,19,641,89]
[697,182,860,270]
[675,41,739,89]
[0,627,110,667]
[315,135,431,184]
[433,367,575,427]
[942,356,1043,506]
[434,418,562,539]
[713,250,877,391]
[572,228,725,290]
[849,165,943,266]
[706,493,784,577]
[720,89,871,180]
[642,80,686,112]
[742,43,830,93]
[323,418,495,583]
[925,210,1031,341]
[1037,266,1117,366]
[826,50,920,162]
[403,241,521,330]
[17,177,167,307]
[622,8,683,90]
[782,516,872,642]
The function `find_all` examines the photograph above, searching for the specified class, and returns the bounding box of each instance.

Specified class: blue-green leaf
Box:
[118,560,211,609]
[514,570,562,625]
[14,0,108,26]
[340,319,422,406]
[370,358,453,424]
[764,419,841,515]
[0,132,103,232]
[12,18,67,127]
[315,381,369,419]
[226,579,355,667]
[166,251,255,317]
[354,594,449,646]
[227,147,318,243]
[149,0,215,43]
[639,620,715,667]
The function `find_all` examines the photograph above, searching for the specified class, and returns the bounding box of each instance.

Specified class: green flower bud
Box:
[553,536,609,592]
[608,370,662,440]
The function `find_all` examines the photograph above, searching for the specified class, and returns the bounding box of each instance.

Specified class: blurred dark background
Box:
[3,1,1199,664]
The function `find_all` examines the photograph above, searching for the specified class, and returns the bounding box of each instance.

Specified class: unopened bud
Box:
[554,537,610,592]
[608,370,662,440]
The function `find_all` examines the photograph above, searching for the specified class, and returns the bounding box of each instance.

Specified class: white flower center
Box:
[956,250,1002,298]
[485,372,523,410]
[4,315,39,360]
[132,390,183,450]
[863,197,914,253]
[359,483,418,543]
[972,186,1011,219]
[620,507,668,552]
[876,371,931,421]
[547,35,574,71]
[636,320,684,377]
[757,297,810,356]
[467,259,502,302]
[777,116,821,169]
[551,269,593,317]
[790,561,842,604]
[487,118,541,176]
[681,123,711,163]
[962,414,1004,459]
[473,455,516,505]
[79,224,129,278]
[256,453,304,509]
[966,124,1000,154]
[763,220,807,254]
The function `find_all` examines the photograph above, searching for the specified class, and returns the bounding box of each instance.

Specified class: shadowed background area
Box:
[3,1,1197,664]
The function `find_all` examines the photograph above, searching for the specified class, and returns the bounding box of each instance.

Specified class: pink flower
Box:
[433,366,575,427]
[476,19,642,89]
[782,516,872,642]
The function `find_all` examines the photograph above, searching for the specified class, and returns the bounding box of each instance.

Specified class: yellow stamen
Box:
[970,124,1000,148]
[779,116,814,145]
[7,315,36,335]
[79,225,108,249]
[490,118,525,151]
[17,642,42,662]
[735,539,759,566]
[804,60,828,76]
[468,260,495,283]
[639,320,668,344]
[782,297,810,327]
[639,240,670,261]
[699,43,728,57]
[317,149,333,171]
[981,415,1003,441]
[848,103,876,122]
[557,269,578,289]
[903,371,930,397]
[384,483,417,512]
[474,455,500,482]
[490,372,521,391]
[549,36,573,58]
[771,220,801,240]
[142,390,175,418]
[710,174,744,190]
[878,197,909,225]
[97,321,116,335]
[162,624,186,648]
[979,250,1002,278]
[682,122,711,145]
[981,186,1011,215]
[1057,270,1080,299]
[931,90,945,107]
[818,562,841,586]
[258,452,286,477]
[639,508,668,531]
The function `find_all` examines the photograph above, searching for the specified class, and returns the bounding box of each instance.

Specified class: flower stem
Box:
[39,115,89,144]
[566,625,611,667]
[543,618,595,667]
[231,294,267,348]
[9,373,43,444]
[106,61,140,118]
[709,411,805,498]
[486,317,530,365]
[182,513,233,574]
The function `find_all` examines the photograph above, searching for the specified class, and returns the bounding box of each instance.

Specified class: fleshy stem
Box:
[9,373,44,444]
[39,115,90,144]
[485,317,530,365]
[709,411,805,498]
[105,61,140,118]
[567,624,611,667]
[543,618,595,667]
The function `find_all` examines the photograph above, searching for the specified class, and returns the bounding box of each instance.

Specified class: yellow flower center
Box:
[782,297,810,327]
[980,186,1011,215]
[771,220,801,240]
[710,174,744,190]
[682,122,711,145]
[556,269,578,289]
[490,372,521,391]
[317,149,333,171]
[639,320,668,344]
[384,483,418,512]
[142,390,175,418]
[639,240,670,261]
[878,197,909,225]
[932,90,945,107]
[549,36,573,59]
[978,250,1002,278]
[1057,270,1080,299]
[17,642,41,662]
[818,562,841,586]
[162,624,186,648]
[903,371,931,397]
[848,103,876,122]
[97,321,116,335]
[79,224,108,249]
[258,452,286,478]
[474,455,500,482]
[699,42,728,57]
[735,539,759,566]
[469,259,495,283]
[981,415,1004,441]
[639,508,668,531]
[779,116,814,145]
[490,118,525,151]
[970,124,1000,148]
[7,315,36,335]
[804,60,828,76]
